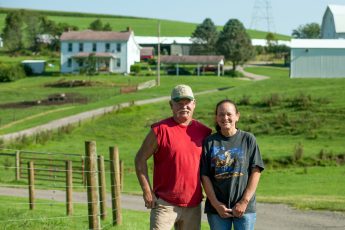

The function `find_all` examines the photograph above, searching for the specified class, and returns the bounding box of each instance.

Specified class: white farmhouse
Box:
[60,30,140,74]
[321,5,345,39]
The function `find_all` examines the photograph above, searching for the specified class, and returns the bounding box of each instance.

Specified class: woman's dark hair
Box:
[214,99,239,132]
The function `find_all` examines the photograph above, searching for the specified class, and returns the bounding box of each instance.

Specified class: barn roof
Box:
[291,39,345,48]
[60,30,131,41]
[135,36,193,44]
[327,5,345,33]
[160,55,224,64]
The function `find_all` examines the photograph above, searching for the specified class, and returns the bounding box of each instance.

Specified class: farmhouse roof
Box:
[290,39,345,48]
[326,5,345,33]
[160,55,224,64]
[60,30,131,41]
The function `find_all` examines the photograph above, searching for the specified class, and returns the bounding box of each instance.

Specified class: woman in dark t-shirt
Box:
[201,99,264,230]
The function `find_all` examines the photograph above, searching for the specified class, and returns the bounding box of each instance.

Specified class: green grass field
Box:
[0,8,290,39]
[0,196,210,229]
[1,65,344,212]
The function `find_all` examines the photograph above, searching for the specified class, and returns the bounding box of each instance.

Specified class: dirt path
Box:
[0,187,344,229]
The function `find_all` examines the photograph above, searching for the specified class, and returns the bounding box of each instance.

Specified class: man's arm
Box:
[233,167,262,217]
[134,129,158,208]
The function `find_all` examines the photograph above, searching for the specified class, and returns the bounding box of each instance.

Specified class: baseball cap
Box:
[171,84,194,102]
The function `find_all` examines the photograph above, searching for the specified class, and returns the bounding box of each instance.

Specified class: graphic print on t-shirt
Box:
[210,146,244,179]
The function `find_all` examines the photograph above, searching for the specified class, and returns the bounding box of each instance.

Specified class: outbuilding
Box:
[160,55,224,76]
[21,60,46,74]
[290,39,345,78]
[321,4,345,39]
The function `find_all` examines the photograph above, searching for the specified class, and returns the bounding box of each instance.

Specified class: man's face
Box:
[170,98,196,122]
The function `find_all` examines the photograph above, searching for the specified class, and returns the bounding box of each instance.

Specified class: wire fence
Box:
[0,142,124,229]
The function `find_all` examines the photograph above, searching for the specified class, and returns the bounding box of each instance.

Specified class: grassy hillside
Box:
[0,74,249,134]
[0,8,290,39]
[1,66,344,211]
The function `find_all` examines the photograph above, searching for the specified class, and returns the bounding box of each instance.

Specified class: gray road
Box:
[0,187,344,230]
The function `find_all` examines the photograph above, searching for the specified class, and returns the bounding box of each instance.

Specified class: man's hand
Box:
[143,190,157,209]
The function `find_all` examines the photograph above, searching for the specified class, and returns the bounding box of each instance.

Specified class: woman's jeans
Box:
[207,213,256,230]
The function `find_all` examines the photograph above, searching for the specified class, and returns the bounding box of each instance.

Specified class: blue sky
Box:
[1,0,344,35]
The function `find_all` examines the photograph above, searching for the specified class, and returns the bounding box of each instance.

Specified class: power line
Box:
[250,0,276,33]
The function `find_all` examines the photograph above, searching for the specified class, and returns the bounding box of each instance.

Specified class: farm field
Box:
[1,65,344,213]
[0,74,249,134]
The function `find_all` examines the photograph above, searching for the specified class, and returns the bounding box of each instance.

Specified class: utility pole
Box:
[250,0,276,33]
[157,21,161,86]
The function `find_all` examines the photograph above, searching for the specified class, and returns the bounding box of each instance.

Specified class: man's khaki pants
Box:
[150,198,201,230]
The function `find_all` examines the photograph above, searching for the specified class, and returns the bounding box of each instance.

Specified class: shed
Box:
[21,60,46,74]
[321,5,345,39]
[160,55,224,76]
[140,47,154,60]
[290,39,345,78]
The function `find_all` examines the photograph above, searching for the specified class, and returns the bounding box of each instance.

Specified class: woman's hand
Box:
[233,199,249,217]
[214,201,233,218]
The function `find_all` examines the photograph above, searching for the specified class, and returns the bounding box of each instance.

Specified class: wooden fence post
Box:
[82,157,86,186]
[66,160,73,216]
[109,146,122,225]
[98,155,107,220]
[85,141,101,230]
[28,161,35,210]
[120,160,124,192]
[16,150,21,180]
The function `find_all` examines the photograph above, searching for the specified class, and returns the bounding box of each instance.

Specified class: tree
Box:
[292,23,320,38]
[265,32,277,46]
[89,19,103,31]
[2,10,24,53]
[190,18,218,55]
[103,23,112,31]
[217,19,254,71]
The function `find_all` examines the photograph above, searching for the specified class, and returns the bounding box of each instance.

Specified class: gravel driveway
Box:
[0,187,344,229]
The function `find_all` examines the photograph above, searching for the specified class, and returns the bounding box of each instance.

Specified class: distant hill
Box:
[0,7,290,40]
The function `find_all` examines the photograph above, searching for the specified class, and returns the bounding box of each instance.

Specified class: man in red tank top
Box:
[135,84,212,230]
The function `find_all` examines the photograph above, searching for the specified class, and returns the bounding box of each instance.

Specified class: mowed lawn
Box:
[2,66,344,211]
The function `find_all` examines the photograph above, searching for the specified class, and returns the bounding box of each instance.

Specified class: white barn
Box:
[60,30,140,74]
[321,5,345,39]
[290,39,345,78]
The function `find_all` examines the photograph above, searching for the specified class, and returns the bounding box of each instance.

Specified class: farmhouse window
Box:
[105,43,110,52]
[116,58,121,67]
[92,43,97,52]
[79,43,84,52]
[68,43,72,52]
[67,58,72,67]
[116,43,121,52]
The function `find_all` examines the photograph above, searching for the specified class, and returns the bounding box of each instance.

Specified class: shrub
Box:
[293,142,304,162]
[224,70,244,78]
[130,64,141,75]
[0,63,26,82]
[239,94,251,105]
[262,93,281,107]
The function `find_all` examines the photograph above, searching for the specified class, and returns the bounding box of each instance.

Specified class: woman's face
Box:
[216,102,239,132]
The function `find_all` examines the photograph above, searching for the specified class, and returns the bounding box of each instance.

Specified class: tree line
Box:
[1,10,113,55]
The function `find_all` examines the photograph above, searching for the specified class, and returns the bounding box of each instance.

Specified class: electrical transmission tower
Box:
[250,0,276,33]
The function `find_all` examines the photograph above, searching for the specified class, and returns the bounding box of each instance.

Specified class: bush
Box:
[0,63,26,82]
[224,70,244,78]
[130,64,141,75]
